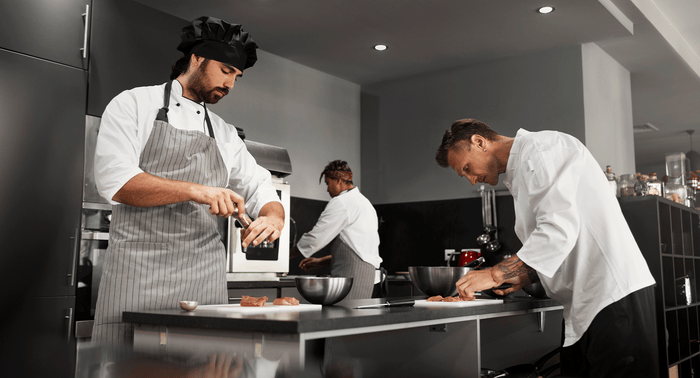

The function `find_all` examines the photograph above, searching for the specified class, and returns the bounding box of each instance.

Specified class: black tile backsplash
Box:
[375,196,522,273]
[288,197,332,276]
[289,194,522,275]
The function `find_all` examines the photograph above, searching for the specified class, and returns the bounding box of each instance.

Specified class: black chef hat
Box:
[177,16,258,71]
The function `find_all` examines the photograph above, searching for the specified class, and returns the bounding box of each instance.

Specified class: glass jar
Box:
[619,174,636,197]
[665,176,687,204]
[636,174,649,196]
[647,173,663,197]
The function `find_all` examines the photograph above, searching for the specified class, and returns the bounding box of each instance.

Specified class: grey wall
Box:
[361,45,587,204]
[582,42,636,175]
[209,50,362,201]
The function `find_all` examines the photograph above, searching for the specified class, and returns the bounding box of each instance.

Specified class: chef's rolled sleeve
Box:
[226,138,281,218]
[94,91,147,205]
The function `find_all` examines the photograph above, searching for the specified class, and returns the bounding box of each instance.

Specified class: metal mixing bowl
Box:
[295,277,353,305]
[523,283,549,299]
[408,266,471,297]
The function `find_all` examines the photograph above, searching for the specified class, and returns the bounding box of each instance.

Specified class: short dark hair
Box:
[435,119,499,167]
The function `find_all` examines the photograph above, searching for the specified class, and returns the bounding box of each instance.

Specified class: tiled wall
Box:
[288,197,333,276]
[289,194,522,275]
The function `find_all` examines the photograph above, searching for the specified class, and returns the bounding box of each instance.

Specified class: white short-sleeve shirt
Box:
[503,129,655,347]
[296,188,382,269]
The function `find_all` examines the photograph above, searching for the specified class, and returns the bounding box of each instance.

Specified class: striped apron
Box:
[92,81,228,345]
[329,237,375,303]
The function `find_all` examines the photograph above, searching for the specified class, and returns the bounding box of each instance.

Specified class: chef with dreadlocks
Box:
[291,160,382,302]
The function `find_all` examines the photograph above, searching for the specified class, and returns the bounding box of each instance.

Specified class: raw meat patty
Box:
[273,297,300,306]
[240,295,268,307]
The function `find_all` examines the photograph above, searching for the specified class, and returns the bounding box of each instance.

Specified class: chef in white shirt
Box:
[435,119,657,377]
[92,16,283,344]
[290,160,382,302]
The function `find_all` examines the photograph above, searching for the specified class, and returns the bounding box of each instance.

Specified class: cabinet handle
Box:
[80,4,90,59]
[65,308,74,343]
[68,228,79,286]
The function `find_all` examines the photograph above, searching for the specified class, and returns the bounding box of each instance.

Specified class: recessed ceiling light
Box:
[538,6,554,14]
[374,44,387,51]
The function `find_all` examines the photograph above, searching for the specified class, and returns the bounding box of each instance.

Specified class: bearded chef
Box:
[435,119,657,377]
[92,16,284,344]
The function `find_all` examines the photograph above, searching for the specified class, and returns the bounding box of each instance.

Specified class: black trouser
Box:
[560,285,658,378]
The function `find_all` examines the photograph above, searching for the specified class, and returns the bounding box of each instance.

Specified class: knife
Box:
[355,299,415,309]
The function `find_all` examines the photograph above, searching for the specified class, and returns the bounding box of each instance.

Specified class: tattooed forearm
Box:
[527,267,540,284]
[496,256,538,284]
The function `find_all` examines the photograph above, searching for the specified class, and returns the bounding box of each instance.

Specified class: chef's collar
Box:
[503,129,530,191]
[172,79,205,106]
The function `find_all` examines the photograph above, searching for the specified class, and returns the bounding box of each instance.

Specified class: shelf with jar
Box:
[619,196,700,377]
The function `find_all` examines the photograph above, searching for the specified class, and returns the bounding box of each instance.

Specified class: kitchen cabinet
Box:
[0,0,90,69]
[620,196,700,377]
[1,3,87,377]
[87,0,184,116]
[0,48,85,299]
[3,297,77,378]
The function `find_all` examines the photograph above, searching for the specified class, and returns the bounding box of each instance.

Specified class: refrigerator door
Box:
[0,49,85,298]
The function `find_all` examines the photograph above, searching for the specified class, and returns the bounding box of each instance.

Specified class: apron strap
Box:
[156,80,173,123]
[203,105,216,140]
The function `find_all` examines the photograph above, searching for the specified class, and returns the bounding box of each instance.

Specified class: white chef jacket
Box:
[94,80,280,217]
[296,188,382,269]
[503,129,655,347]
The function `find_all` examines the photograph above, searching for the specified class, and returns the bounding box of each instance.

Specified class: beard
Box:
[484,153,501,186]
[188,60,229,104]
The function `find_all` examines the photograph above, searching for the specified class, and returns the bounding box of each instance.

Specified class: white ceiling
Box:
[136,0,700,170]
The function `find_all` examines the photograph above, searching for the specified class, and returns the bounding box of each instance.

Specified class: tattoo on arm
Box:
[498,257,538,284]
[527,268,540,284]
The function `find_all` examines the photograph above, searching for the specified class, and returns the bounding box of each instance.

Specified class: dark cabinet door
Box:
[0,0,90,69]
[87,0,184,116]
[0,49,86,298]
[1,296,77,378]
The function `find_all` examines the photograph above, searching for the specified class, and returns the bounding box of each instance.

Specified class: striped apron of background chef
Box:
[92,81,229,345]
[329,236,375,304]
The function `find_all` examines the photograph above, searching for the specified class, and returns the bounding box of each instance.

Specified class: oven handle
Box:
[81,231,110,241]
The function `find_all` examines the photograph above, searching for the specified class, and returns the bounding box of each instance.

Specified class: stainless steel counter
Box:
[125,296,563,377]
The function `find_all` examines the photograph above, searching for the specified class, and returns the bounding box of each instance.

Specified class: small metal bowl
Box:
[179,300,198,311]
[295,277,353,305]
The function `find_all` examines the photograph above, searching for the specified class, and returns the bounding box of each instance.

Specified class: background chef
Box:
[92,16,284,344]
[290,160,382,302]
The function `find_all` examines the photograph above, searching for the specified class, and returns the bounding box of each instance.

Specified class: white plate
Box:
[413,298,503,307]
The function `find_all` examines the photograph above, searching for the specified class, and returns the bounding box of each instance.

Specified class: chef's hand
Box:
[457,255,534,299]
[240,202,285,248]
[193,186,246,218]
[299,256,332,271]
[456,268,500,301]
